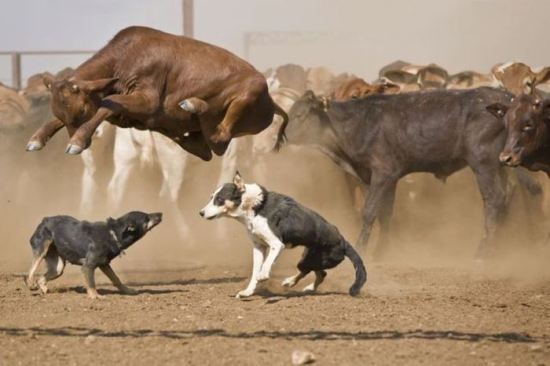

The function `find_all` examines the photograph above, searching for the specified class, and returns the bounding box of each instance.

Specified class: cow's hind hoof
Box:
[179,99,196,113]
[65,144,83,155]
[26,140,44,151]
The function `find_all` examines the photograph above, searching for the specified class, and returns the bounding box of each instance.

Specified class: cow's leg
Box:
[67,92,158,154]
[373,181,397,259]
[217,139,240,186]
[26,119,64,151]
[99,264,137,295]
[107,128,139,209]
[356,173,398,254]
[154,134,190,239]
[471,165,508,258]
[79,149,98,215]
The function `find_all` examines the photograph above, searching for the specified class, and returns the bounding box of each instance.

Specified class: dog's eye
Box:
[214,196,224,205]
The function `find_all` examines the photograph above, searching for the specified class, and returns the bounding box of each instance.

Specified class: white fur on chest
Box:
[244,214,282,248]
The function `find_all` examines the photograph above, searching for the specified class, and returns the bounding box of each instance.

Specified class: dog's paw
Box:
[235,289,254,299]
[37,278,48,294]
[281,276,297,288]
[256,272,270,282]
[302,283,316,292]
[119,286,138,295]
[87,291,105,300]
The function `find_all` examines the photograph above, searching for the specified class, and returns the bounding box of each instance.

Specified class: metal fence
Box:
[0,51,95,90]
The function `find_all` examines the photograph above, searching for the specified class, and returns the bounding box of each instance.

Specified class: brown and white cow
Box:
[26,26,288,161]
[491,62,550,97]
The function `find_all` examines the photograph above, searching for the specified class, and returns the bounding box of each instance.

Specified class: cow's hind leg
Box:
[37,248,66,294]
[179,97,209,115]
[373,181,397,259]
[356,173,398,255]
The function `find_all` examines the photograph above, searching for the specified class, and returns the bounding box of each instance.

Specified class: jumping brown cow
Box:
[26,26,288,161]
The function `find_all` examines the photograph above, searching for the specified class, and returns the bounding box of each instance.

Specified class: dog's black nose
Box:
[199,210,205,217]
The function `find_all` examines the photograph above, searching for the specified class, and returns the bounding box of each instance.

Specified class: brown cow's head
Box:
[286,90,331,145]
[42,74,117,135]
[487,94,550,166]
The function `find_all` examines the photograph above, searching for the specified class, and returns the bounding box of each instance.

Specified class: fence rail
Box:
[0,50,95,90]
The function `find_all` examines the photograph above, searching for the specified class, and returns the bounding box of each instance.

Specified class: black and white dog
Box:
[200,172,366,298]
[25,211,162,299]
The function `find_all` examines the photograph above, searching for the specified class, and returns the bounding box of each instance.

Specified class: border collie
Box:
[25,211,162,299]
[200,172,366,298]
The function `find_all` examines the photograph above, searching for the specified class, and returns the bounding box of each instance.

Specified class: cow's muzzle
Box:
[499,151,521,167]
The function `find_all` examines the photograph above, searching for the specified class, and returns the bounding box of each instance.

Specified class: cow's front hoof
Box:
[65,144,83,155]
[26,140,44,151]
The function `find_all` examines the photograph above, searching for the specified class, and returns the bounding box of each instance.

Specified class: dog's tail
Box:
[343,241,367,296]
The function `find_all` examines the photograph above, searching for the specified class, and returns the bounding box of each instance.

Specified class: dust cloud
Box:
[0,107,549,284]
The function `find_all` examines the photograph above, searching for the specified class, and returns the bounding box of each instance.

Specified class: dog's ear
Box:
[233,170,245,192]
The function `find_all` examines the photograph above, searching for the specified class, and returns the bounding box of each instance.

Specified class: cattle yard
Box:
[1,1,550,365]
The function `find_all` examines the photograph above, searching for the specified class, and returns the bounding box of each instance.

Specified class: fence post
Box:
[11,52,21,90]
[183,0,194,37]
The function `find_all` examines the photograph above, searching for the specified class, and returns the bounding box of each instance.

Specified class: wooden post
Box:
[183,0,194,38]
[11,52,21,90]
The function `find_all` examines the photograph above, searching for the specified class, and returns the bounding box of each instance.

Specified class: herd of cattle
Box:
[1,32,550,258]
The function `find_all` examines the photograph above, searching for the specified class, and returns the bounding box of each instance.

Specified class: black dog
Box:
[25,211,162,299]
[200,172,367,298]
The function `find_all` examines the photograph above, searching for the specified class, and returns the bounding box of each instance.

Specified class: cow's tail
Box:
[343,241,367,296]
[273,102,288,152]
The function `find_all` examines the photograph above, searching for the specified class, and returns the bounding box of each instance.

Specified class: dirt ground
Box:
[1,257,549,366]
[1,126,550,365]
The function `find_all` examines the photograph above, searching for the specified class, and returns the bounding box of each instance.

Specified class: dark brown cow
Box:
[488,94,550,175]
[331,77,400,101]
[26,26,287,161]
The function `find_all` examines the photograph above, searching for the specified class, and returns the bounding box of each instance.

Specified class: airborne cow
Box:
[26,26,287,161]
[287,88,522,258]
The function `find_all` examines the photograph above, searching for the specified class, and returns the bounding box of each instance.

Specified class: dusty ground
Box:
[1,255,549,366]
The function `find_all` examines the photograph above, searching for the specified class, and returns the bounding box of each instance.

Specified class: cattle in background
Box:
[26,26,288,161]
[377,61,448,92]
[306,66,338,96]
[491,62,550,96]
[286,88,533,259]
[264,63,308,94]
[331,77,400,101]
[416,64,448,89]
[447,71,497,90]
[0,83,28,133]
